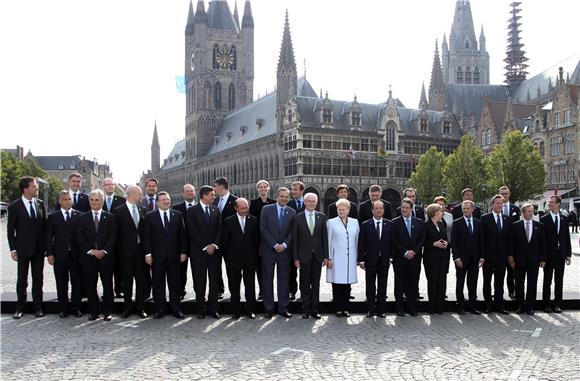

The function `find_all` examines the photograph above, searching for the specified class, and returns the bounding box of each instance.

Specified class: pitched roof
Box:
[446,84,510,118]
[207,0,239,32]
[486,101,536,132]
[33,156,81,171]
[161,140,186,170]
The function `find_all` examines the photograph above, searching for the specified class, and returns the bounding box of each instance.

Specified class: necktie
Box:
[554,215,559,236]
[279,207,285,228]
[525,221,531,242]
[106,196,112,211]
[219,197,225,212]
[148,197,154,211]
[496,214,502,232]
[405,218,412,237]
[376,221,381,238]
[297,200,301,209]
[467,218,473,234]
[412,208,416,218]
[240,217,245,233]
[187,203,193,208]
[65,210,70,222]
[131,205,139,228]
[94,212,99,232]
[503,204,509,216]
[29,201,36,220]
[308,213,315,235]
[73,193,78,206]
[163,211,169,231]
[205,205,211,222]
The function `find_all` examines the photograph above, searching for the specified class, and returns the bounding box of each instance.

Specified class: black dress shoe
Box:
[470,309,481,315]
[115,293,124,299]
[409,311,417,317]
[343,311,351,317]
[257,293,263,302]
[302,313,309,319]
[247,312,256,319]
[35,310,44,318]
[417,295,424,300]
[279,312,292,318]
[210,312,221,319]
[103,314,113,321]
[173,311,185,319]
[88,314,99,321]
[544,306,553,313]
[312,313,322,320]
[515,307,526,314]
[265,311,274,319]
[366,311,374,318]
[232,313,241,320]
[458,308,465,315]
[527,309,535,316]
[553,306,562,313]
[154,312,164,319]
[484,308,492,314]
[349,295,355,300]
[72,310,83,318]
[13,310,23,319]
[137,311,148,319]
[59,312,68,318]
[289,293,296,301]
[197,313,206,319]
[497,309,509,315]
[509,292,516,300]
[378,312,387,318]
[396,311,405,317]
[121,310,131,319]
[335,311,343,317]
[217,293,224,300]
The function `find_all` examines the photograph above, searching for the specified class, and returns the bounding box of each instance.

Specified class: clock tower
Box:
[185,0,254,159]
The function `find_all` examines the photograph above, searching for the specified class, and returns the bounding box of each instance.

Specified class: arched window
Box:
[231,45,237,70]
[203,81,211,109]
[481,130,486,145]
[465,67,472,84]
[456,67,463,83]
[486,129,491,145]
[473,67,480,84]
[214,82,222,110]
[212,44,219,69]
[464,39,470,49]
[385,121,396,151]
[228,84,236,110]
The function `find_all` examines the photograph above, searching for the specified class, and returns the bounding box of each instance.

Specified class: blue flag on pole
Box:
[175,76,186,93]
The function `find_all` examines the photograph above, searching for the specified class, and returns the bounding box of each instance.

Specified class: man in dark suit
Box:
[222,198,260,319]
[144,191,188,319]
[328,184,358,219]
[185,185,222,319]
[112,185,148,319]
[392,198,425,316]
[57,172,90,212]
[287,181,306,301]
[451,200,484,314]
[395,188,425,220]
[172,183,197,300]
[102,177,126,298]
[358,200,393,317]
[509,203,546,315]
[499,186,521,300]
[213,176,237,299]
[141,177,158,212]
[7,176,46,319]
[480,195,511,314]
[358,185,393,224]
[541,195,572,313]
[292,193,328,319]
[76,189,117,321]
[45,190,83,318]
[451,188,482,220]
[260,187,296,318]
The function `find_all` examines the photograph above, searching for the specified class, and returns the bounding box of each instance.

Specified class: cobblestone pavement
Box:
[1,310,579,380]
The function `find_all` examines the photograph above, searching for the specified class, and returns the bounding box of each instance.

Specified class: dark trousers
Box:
[256,256,263,297]
[332,283,350,312]
[515,263,539,310]
[144,264,152,299]
[289,258,299,295]
[121,256,148,312]
[483,261,506,310]
[114,254,123,295]
[191,252,221,314]
[455,258,479,311]
[299,258,323,314]
[506,265,515,295]
[217,254,224,294]
[180,259,189,295]
[227,263,256,314]
[53,256,82,312]
[262,251,290,314]
[543,258,566,307]
[424,256,447,313]
[394,257,421,313]
[364,259,389,314]
[84,261,114,316]
[16,254,44,309]
[152,260,181,314]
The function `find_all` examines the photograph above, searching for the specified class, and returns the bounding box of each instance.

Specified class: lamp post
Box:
[482,183,488,213]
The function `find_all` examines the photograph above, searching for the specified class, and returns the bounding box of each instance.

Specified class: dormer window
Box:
[322,109,332,124]
[240,126,247,136]
[226,132,233,141]
[420,118,428,132]
[443,121,451,134]
[256,118,264,130]
[58,164,64,170]
[351,112,361,127]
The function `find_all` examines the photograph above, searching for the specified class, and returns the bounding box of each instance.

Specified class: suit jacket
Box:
[395,205,426,220]
[143,209,187,263]
[7,198,46,258]
[76,210,116,265]
[102,194,126,213]
[451,216,483,262]
[214,194,238,221]
[185,203,221,256]
[57,192,90,213]
[328,201,358,219]
[171,201,196,215]
[452,204,482,220]
[509,219,546,267]
[45,209,81,262]
[503,203,521,224]
[287,198,306,213]
[249,197,276,220]
[141,195,157,212]
[358,199,393,224]
[292,210,328,264]
[221,214,260,269]
[357,217,394,266]
[423,219,448,260]
[259,204,295,257]
[480,212,511,264]
[540,213,572,261]
[112,203,146,260]
[391,216,425,263]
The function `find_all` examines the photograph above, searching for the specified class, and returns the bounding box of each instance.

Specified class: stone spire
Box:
[428,40,446,111]
[194,0,207,24]
[479,25,486,51]
[449,0,477,51]
[233,1,240,29]
[185,0,195,34]
[151,122,160,173]
[419,81,428,109]
[276,10,297,107]
[242,0,254,28]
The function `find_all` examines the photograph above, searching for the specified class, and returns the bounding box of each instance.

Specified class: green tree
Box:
[410,146,446,204]
[443,135,487,202]
[47,175,66,208]
[485,130,546,202]
[1,151,24,202]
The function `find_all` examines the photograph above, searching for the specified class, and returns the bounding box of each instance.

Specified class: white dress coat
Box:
[326,217,359,284]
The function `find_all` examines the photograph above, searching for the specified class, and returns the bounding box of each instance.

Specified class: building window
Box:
[385,121,396,151]
[351,112,361,127]
[465,67,472,84]
[287,109,293,123]
[230,45,237,70]
[456,67,463,83]
[443,121,451,134]
[283,134,297,151]
[214,82,222,110]
[564,134,575,154]
[212,44,219,69]
[564,110,571,125]
[539,141,545,156]
[228,84,236,110]
[464,39,470,49]
[481,130,486,145]
[487,130,491,146]
[550,137,560,156]
[554,112,561,127]
[58,164,64,170]
[419,118,428,132]
[474,67,480,84]
[322,109,333,124]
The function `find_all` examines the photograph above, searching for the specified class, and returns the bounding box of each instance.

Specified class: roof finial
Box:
[304,58,307,79]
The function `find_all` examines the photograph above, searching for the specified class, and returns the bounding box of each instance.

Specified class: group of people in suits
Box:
[7,172,573,321]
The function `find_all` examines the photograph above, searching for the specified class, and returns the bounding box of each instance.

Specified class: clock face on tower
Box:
[215,45,235,70]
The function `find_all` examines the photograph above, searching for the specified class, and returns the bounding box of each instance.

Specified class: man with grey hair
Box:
[76,189,117,321]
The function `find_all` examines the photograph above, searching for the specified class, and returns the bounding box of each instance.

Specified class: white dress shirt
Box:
[373,217,383,238]
[21,196,37,217]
